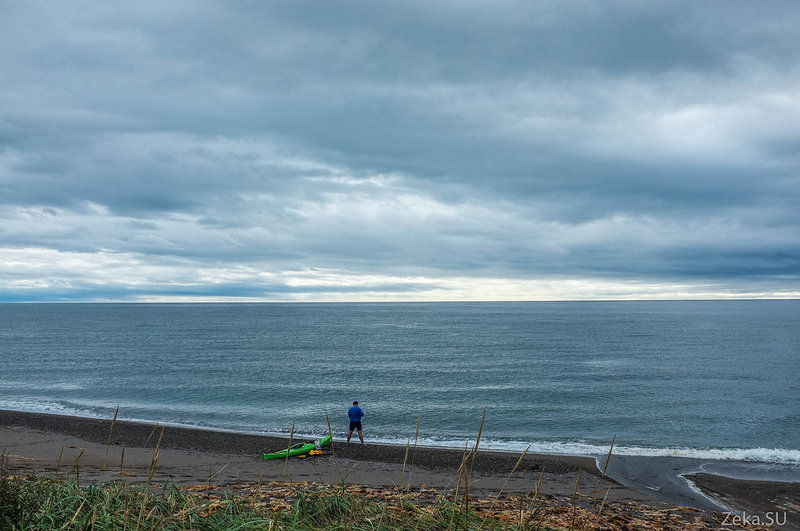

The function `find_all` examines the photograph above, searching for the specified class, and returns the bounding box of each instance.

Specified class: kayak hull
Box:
[263,434,332,460]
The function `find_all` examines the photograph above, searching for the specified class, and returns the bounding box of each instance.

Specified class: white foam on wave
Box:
[0,398,99,418]
[1,396,272,418]
[602,445,800,464]
[0,400,269,437]
[361,436,800,465]
[496,439,800,465]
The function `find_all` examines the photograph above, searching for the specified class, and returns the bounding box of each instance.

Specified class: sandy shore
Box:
[2,410,799,529]
[1,410,628,499]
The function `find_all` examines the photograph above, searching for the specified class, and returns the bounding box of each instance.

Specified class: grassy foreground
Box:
[0,424,733,531]
[1,472,544,530]
[0,471,731,531]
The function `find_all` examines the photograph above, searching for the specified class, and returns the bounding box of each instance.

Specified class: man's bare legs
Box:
[346,429,365,445]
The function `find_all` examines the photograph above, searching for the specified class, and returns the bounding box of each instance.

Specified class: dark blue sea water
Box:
[2,301,799,465]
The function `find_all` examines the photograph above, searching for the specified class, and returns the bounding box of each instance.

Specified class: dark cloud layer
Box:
[1,1,798,301]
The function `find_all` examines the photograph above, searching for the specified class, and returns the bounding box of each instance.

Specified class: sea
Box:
[2,301,799,474]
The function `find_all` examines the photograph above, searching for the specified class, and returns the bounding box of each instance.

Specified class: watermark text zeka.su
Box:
[721,510,787,527]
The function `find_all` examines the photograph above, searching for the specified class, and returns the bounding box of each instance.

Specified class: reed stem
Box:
[282,422,295,482]
[406,412,421,490]
[101,405,120,477]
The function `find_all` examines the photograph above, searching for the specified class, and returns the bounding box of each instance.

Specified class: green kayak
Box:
[263,434,332,460]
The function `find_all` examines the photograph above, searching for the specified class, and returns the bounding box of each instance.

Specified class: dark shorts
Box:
[349,421,363,431]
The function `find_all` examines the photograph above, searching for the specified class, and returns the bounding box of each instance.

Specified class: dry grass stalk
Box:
[602,434,616,478]
[147,427,164,485]
[462,407,486,516]
[409,412,421,487]
[73,448,84,486]
[451,443,470,504]
[478,442,532,528]
[496,443,531,503]
[448,444,471,531]
[146,423,160,446]
[598,485,611,516]
[569,468,582,531]
[325,410,343,483]
[376,506,387,530]
[535,467,544,498]
[591,435,617,511]
[282,422,295,483]
[137,426,164,530]
[101,405,120,477]
[325,411,335,457]
[67,499,86,528]
[401,437,412,487]
[404,412,422,491]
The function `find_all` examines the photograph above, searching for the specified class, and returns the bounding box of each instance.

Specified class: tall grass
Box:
[401,411,422,491]
[100,404,120,478]
[2,473,558,530]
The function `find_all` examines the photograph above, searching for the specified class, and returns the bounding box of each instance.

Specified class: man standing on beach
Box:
[347,401,365,446]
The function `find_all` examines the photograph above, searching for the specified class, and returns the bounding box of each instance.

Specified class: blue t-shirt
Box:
[348,406,364,422]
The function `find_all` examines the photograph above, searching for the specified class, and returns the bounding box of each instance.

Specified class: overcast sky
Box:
[1,1,799,302]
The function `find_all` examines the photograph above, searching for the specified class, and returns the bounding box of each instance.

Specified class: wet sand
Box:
[688,474,800,528]
[2,410,799,529]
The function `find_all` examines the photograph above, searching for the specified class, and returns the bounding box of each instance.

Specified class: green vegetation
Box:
[0,472,542,530]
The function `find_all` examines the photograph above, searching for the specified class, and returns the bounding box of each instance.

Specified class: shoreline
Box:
[0,410,608,493]
[3,409,799,528]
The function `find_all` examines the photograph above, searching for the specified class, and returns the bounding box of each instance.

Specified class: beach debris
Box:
[162,480,774,530]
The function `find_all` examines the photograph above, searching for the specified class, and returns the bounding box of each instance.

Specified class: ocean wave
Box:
[597,444,800,464]
[0,398,100,418]
[0,380,85,391]
[342,436,800,465]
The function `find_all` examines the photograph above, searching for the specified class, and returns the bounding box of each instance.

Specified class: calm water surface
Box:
[2,301,798,464]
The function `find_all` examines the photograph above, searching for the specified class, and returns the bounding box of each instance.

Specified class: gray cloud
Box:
[1,1,798,301]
